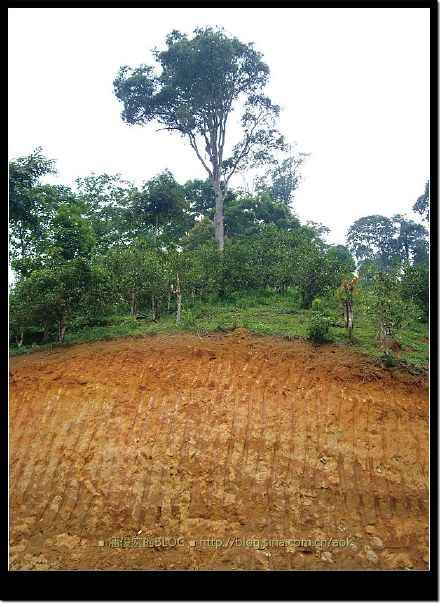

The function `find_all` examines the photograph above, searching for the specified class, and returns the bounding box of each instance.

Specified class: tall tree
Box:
[114,27,286,250]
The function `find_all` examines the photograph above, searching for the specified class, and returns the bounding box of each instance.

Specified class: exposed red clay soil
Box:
[9,330,428,570]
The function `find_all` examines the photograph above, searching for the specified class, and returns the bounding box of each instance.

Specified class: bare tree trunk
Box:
[378,322,393,354]
[347,302,353,340]
[342,299,354,340]
[171,274,182,323]
[131,292,138,317]
[17,329,24,348]
[167,290,171,314]
[19,225,26,261]
[151,295,159,322]
[213,181,224,251]
[59,316,67,342]
[176,294,182,322]
[155,216,159,239]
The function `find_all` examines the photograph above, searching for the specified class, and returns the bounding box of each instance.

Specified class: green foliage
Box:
[347,213,428,272]
[382,352,397,368]
[101,242,171,316]
[181,217,215,251]
[130,170,189,241]
[50,203,96,262]
[9,148,428,374]
[371,271,404,331]
[346,215,398,270]
[183,179,235,219]
[9,258,116,344]
[370,270,406,353]
[224,193,300,239]
[255,151,308,205]
[76,172,135,249]
[392,213,428,265]
[401,264,429,321]
[10,285,428,371]
[9,149,57,276]
[9,147,56,229]
[307,311,332,344]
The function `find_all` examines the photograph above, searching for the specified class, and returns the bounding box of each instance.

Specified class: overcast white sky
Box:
[8,7,430,245]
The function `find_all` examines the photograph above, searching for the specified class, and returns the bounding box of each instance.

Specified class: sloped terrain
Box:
[9,331,428,570]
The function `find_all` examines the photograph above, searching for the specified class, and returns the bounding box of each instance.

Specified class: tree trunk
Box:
[17,329,24,348]
[19,225,26,260]
[167,290,171,314]
[151,295,159,322]
[131,292,138,317]
[171,273,182,323]
[347,302,353,340]
[59,317,67,342]
[378,322,393,354]
[212,180,224,251]
[155,216,159,239]
[176,291,182,323]
[343,301,348,329]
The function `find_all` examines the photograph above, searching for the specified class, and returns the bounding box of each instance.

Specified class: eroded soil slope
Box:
[9,331,428,570]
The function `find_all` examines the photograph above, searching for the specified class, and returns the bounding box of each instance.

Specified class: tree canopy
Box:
[346,214,428,271]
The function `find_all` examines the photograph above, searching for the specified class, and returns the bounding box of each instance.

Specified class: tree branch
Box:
[188,133,213,178]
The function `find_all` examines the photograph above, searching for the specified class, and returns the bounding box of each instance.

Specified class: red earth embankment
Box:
[9,331,428,570]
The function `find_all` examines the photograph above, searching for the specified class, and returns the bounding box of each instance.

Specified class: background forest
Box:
[9,147,429,369]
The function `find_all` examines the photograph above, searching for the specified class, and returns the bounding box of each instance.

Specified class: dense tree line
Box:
[9,148,429,352]
[9,148,360,345]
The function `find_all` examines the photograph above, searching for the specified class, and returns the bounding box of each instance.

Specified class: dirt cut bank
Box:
[10,331,428,570]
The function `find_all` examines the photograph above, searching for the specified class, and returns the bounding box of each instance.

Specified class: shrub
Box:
[382,352,396,368]
[307,311,332,343]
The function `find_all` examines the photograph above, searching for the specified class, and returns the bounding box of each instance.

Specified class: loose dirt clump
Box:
[9,332,428,570]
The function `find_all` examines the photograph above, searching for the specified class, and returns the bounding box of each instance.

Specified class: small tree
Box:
[371,271,404,355]
[103,243,170,319]
[338,276,359,341]
[170,273,182,323]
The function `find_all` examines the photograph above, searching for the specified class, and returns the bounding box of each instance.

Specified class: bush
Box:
[382,352,396,368]
[179,309,197,327]
[307,311,332,343]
